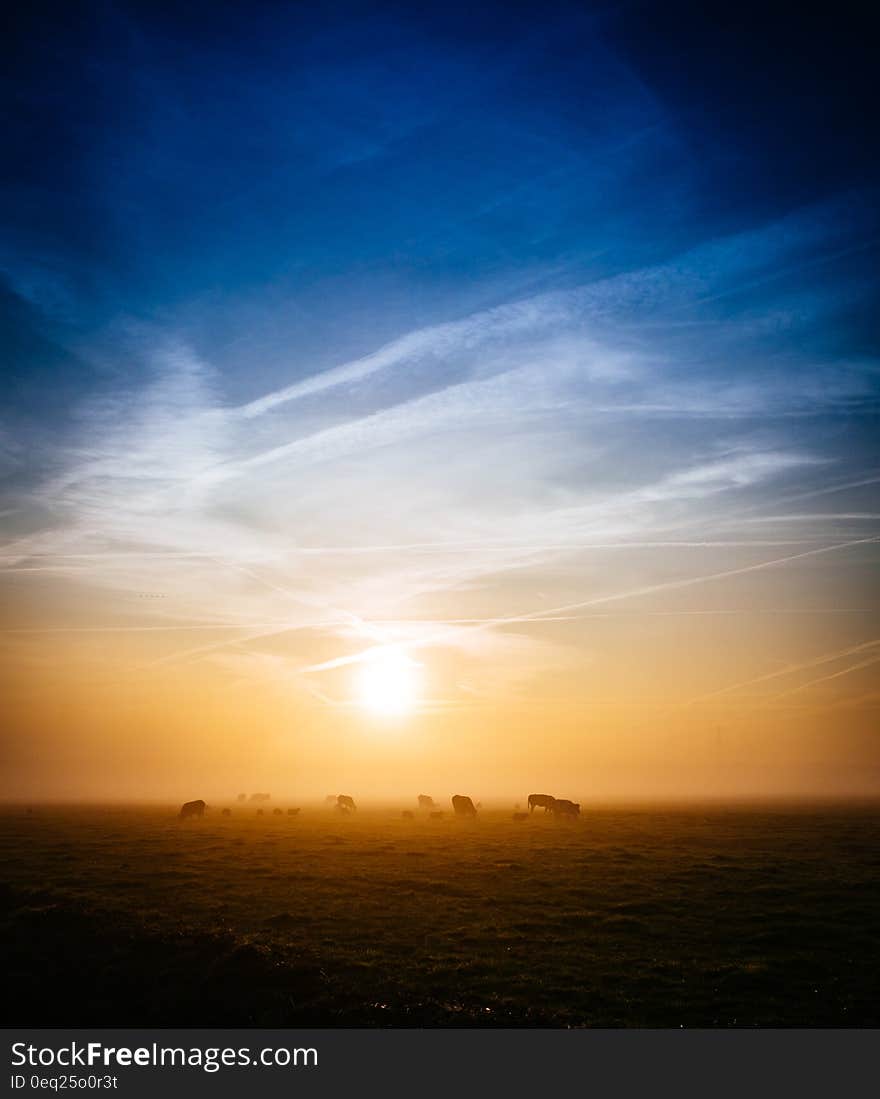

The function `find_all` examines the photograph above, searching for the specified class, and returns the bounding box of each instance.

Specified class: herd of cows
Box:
[526,793,581,817]
[177,792,581,821]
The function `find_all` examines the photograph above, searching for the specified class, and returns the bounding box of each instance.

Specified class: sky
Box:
[1,1,878,802]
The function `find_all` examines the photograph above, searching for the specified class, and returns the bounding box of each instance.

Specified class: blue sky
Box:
[2,2,878,797]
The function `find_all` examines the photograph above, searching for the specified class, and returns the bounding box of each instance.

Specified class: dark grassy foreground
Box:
[2,805,879,1027]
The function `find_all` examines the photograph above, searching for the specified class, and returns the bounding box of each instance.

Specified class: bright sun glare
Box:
[356,649,422,716]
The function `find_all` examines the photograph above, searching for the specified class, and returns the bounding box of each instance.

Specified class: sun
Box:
[355,648,422,716]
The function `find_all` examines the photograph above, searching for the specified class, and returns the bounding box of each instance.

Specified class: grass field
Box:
[2,804,879,1027]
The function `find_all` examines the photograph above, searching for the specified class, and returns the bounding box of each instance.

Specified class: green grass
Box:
[2,805,879,1026]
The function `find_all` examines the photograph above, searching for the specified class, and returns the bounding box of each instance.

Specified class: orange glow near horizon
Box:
[2,0,879,812]
[2,531,878,805]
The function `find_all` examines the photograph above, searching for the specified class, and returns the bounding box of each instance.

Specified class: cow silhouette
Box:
[221,808,231,817]
[273,808,283,815]
[249,792,271,803]
[179,799,205,820]
[528,793,556,813]
[337,795,357,812]
[552,799,580,817]
[417,795,435,810]
[236,793,247,802]
[452,795,477,817]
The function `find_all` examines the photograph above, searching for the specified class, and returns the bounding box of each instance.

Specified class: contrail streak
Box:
[206,555,386,643]
[0,623,288,634]
[298,535,879,675]
[761,472,880,509]
[147,622,317,666]
[684,640,880,705]
[172,538,837,556]
[131,551,383,668]
[766,653,880,702]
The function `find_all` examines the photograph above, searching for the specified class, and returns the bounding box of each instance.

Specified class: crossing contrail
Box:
[298,535,880,675]
[766,652,880,703]
[684,639,880,705]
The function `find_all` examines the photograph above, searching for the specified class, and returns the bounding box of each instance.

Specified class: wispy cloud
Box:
[1,197,878,705]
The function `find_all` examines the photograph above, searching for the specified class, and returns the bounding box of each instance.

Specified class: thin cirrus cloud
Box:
[1,187,877,711]
[2,0,880,812]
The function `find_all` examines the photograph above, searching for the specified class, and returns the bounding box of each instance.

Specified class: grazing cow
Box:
[179,799,206,820]
[429,811,444,819]
[553,799,580,818]
[528,793,556,813]
[221,808,231,817]
[512,812,529,821]
[452,795,477,817]
[288,808,300,816]
[402,810,414,820]
[417,795,435,810]
[337,795,357,812]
